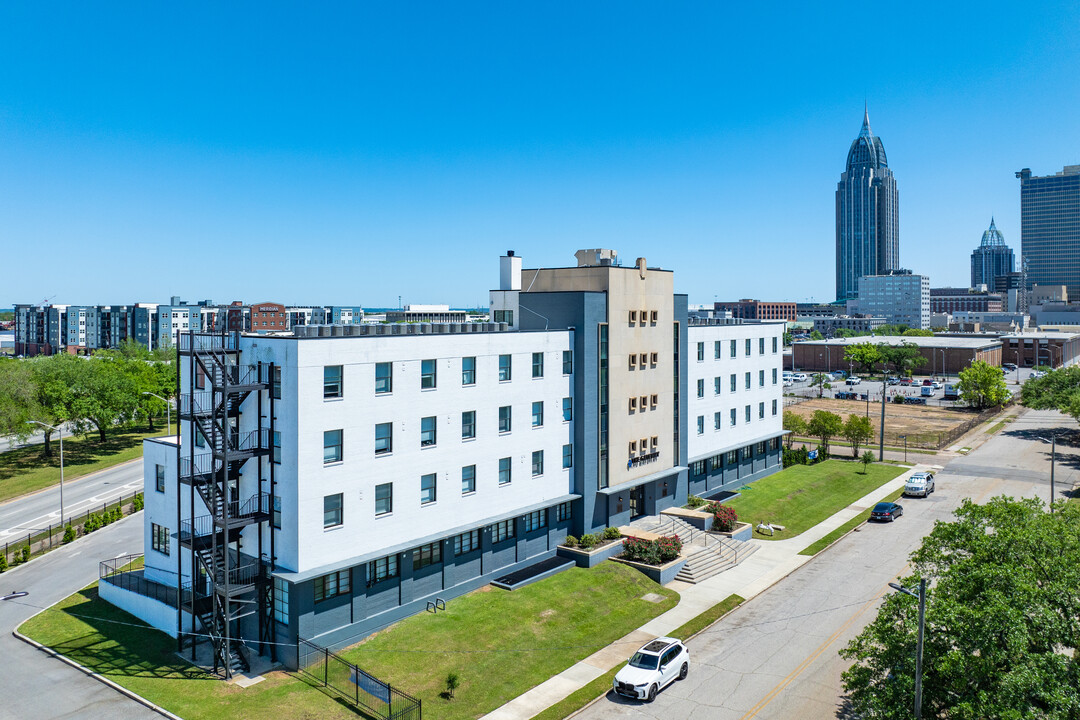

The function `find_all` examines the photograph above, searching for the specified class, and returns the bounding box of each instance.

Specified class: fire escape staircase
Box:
[178,333,272,678]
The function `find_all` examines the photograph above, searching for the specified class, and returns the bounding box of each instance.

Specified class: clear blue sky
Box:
[2,2,1078,308]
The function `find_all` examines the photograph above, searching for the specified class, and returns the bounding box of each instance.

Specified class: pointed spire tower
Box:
[972,216,1015,287]
[836,107,900,302]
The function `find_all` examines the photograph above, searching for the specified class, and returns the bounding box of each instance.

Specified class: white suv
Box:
[904,471,935,497]
[613,637,689,702]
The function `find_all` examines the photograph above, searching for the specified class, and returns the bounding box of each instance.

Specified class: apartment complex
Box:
[110,250,784,673]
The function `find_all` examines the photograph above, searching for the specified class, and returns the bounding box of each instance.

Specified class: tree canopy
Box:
[807,410,843,456]
[842,414,874,457]
[1021,365,1080,423]
[957,360,1010,410]
[782,410,806,448]
[841,496,1080,719]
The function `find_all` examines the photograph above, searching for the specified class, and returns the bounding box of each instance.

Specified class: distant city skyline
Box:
[2,3,1079,307]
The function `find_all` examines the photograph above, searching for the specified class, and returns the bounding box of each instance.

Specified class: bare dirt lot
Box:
[785,397,985,448]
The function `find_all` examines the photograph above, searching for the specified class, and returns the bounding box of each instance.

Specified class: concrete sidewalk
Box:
[480,463,926,720]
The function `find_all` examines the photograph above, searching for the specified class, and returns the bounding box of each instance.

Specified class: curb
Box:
[12,628,184,720]
[0,512,142,576]
[0,456,144,508]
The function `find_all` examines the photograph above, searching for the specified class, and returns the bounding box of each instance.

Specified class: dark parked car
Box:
[870,502,903,521]
[1002,363,1017,371]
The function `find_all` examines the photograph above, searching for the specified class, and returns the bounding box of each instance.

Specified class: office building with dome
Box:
[970,218,1014,289]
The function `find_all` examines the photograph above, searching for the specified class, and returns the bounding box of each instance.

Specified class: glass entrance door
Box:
[629,485,645,519]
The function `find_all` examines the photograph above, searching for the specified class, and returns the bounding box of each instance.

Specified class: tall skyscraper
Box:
[970,217,1015,289]
[836,108,900,302]
[1017,165,1080,299]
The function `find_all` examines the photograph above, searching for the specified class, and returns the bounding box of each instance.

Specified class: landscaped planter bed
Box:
[556,539,624,568]
[610,555,687,585]
[712,521,753,542]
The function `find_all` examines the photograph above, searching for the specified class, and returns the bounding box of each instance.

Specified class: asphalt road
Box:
[0,460,144,544]
[0,514,158,720]
[578,408,1073,720]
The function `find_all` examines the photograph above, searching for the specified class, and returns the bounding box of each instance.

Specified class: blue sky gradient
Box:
[2,3,1079,306]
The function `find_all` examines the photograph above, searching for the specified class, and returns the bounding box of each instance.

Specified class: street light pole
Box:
[143,391,172,436]
[889,579,928,720]
[27,421,64,525]
[1035,434,1057,512]
[900,434,908,463]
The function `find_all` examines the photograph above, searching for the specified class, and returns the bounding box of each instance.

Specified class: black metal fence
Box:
[99,553,184,607]
[1,491,143,569]
[298,637,421,720]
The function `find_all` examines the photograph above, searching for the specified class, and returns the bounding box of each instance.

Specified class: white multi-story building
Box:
[112,250,785,674]
[850,272,931,330]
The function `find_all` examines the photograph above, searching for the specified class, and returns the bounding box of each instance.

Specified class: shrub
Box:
[783,446,809,468]
[892,394,906,404]
[445,672,460,699]
[20,546,30,563]
[0,553,7,573]
[132,494,144,512]
[705,503,738,532]
[622,535,682,565]
[563,535,579,548]
[63,525,76,544]
[84,514,100,533]
[603,526,621,541]
[578,533,598,550]
[687,494,707,509]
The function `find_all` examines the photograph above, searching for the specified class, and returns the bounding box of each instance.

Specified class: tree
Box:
[841,496,1080,719]
[901,328,934,337]
[859,450,875,473]
[842,414,874,458]
[782,410,806,449]
[0,360,39,440]
[28,354,81,457]
[844,342,927,460]
[956,360,1010,410]
[809,330,824,341]
[1022,365,1080,423]
[810,373,832,398]
[806,410,843,456]
[783,331,793,346]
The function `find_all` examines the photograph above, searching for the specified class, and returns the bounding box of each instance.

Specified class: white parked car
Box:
[904,471,936,497]
[846,376,862,386]
[613,637,689,702]
[793,373,808,382]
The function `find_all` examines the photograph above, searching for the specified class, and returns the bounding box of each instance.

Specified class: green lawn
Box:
[19,585,359,720]
[724,459,906,540]
[20,563,677,720]
[798,487,906,556]
[339,562,678,720]
[0,427,167,503]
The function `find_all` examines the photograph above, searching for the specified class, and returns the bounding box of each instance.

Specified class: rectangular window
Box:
[629,310,637,325]
[273,577,289,625]
[772,368,778,385]
[524,510,547,532]
[759,369,765,387]
[730,340,737,358]
[195,428,205,448]
[454,529,479,556]
[491,519,515,543]
[413,541,442,570]
[494,309,514,325]
[745,405,751,423]
[367,556,398,586]
[273,430,282,464]
[697,342,704,361]
[498,457,512,485]
[714,377,721,395]
[696,378,704,398]
[323,429,343,464]
[323,493,343,528]
[557,501,572,522]
[532,352,544,378]
[629,396,637,413]
[691,460,705,476]
[272,495,282,529]
[745,372,751,389]
[314,570,351,602]
[499,406,512,433]
[697,415,704,434]
[375,422,392,455]
[628,354,636,371]
[151,523,169,555]
[770,437,781,451]
[650,352,658,366]
[730,408,737,426]
[562,443,573,468]
[727,450,738,465]
[532,401,544,427]
[772,399,778,416]
[745,338,751,356]
[758,441,767,454]
[629,440,638,455]
[420,473,437,505]
[420,416,437,447]
[743,445,753,460]
[759,337,765,355]
[499,354,512,381]
[461,411,476,439]
[651,310,658,324]
[563,350,573,374]
[324,365,343,398]
[375,362,392,394]
[759,402,765,419]
[375,483,393,515]
[651,393,658,407]
[462,356,476,385]
[773,336,778,353]
[730,374,736,392]
[462,464,476,494]
[714,340,722,359]
[155,464,165,493]
[532,450,544,476]
[272,366,282,399]
[562,396,572,421]
[714,411,722,430]
[421,359,436,389]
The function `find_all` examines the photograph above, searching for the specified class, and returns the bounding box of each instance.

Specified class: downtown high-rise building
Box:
[835,109,899,302]
[1017,165,1080,299]
[970,217,1014,289]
